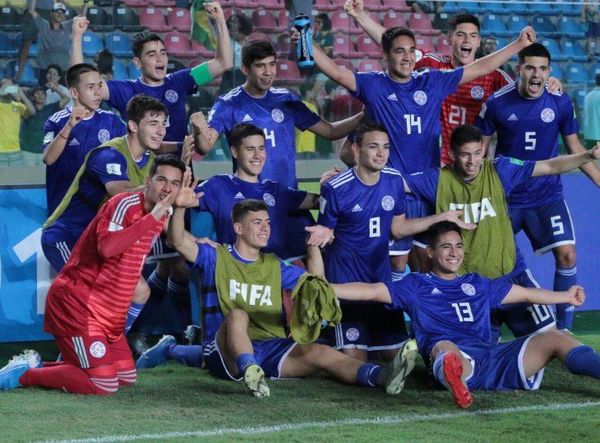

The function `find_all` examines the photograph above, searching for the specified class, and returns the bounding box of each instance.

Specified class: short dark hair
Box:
[230,123,265,149]
[126,94,168,132]
[425,221,462,248]
[132,32,164,58]
[30,86,45,96]
[227,13,253,36]
[150,154,186,177]
[315,13,332,32]
[66,63,99,88]
[518,42,551,64]
[242,40,277,68]
[232,199,268,223]
[96,49,114,76]
[381,27,415,54]
[450,124,482,153]
[449,13,480,32]
[355,121,389,146]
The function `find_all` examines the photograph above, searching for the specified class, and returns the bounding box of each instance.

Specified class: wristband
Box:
[58,131,69,140]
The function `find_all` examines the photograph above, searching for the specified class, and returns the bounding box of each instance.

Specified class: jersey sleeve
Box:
[383,275,417,312]
[352,72,373,101]
[394,179,407,216]
[41,115,62,151]
[111,116,127,137]
[192,242,217,269]
[280,260,306,290]
[196,179,217,212]
[317,183,340,229]
[279,184,308,212]
[559,94,579,136]
[493,156,536,196]
[492,69,513,89]
[429,67,463,96]
[404,168,439,206]
[207,98,233,135]
[170,68,198,96]
[106,80,135,114]
[475,99,498,136]
[87,148,129,185]
[483,275,513,309]
[289,94,322,131]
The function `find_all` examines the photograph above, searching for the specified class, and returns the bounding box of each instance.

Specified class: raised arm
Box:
[331,281,392,303]
[532,145,600,178]
[190,111,219,154]
[391,211,475,238]
[203,2,233,78]
[305,244,324,278]
[312,43,357,92]
[308,111,364,140]
[18,86,35,117]
[461,27,536,85]
[298,192,320,210]
[168,171,203,262]
[501,284,585,307]
[563,134,600,186]
[28,0,38,17]
[344,0,385,44]
[43,106,89,165]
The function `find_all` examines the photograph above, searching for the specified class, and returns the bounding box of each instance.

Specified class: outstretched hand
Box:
[439,210,477,230]
[204,2,225,21]
[174,168,203,209]
[590,143,600,161]
[517,26,536,48]
[320,166,343,185]
[73,16,89,35]
[344,0,365,17]
[191,111,215,145]
[305,225,334,248]
[567,285,585,306]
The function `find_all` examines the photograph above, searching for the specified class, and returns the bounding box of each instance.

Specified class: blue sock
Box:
[167,344,203,368]
[168,277,191,327]
[554,266,576,330]
[124,302,145,334]
[566,345,600,379]
[236,353,257,374]
[147,270,168,294]
[356,363,382,387]
[432,352,449,389]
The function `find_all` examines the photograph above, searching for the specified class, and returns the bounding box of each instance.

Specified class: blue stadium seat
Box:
[506,15,529,34]
[128,60,141,79]
[550,63,564,81]
[0,32,16,57]
[565,63,589,84]
[443,1,459,13]
[540,38,566,62]
[557,16,586,40]
[554,0,579,16]
[531,16,558,38]
[531,0,555,15]
[486,2,506,14]
[8,60,38,86]
[105,31,132,57]
[572,88,588,111]
[481,14,509,37]
[561,40,588,62]
[511,2,529,14]
[82,31,104,57]
[589,62,600,84]
[112,60,129,80]
[461,1,480,14]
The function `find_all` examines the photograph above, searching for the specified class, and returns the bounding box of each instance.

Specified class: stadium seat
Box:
[531,16,558,38]
[276,59,303,85]
[572,88,587,111]
[443,1,460,14]
[0,32,15,56]
[565,63,589,84]
[511,2,529,14]
[530,0,555,15]
[382,10,406,29]
[164,31,195,58]
[481,14,509,38]
[550,63,564,81]
[114,7,144,32]
[540,38,566,62]
[190,39,215,58]
[105,31,132,57]
[150,0,176,8]
[0,64,5,79]
[112,60,129,80]
[82,31,104,57]
[558,16,585,40]
[357,59,383,72]
[276,34,291,59]
[255,0,285,9]
[355,35,381,58]
[432,12,451,34]
[139,7,170,32]
[252,8,282,33]
[168,58,186,73]
[363,0,386,12]
[0,6,21,31]
[313,0,336,12]
[486,2,507,14]
[277,10,289,30]
[589,62,600,83]
[87,7,111,31]
[384,0,411,13]
[10,60,37,86]
[330,93,364,120]
[435,36,452,56]
[415,35,434,54]
[246,32,270,43]
[122,0,146,7]
[506,15,529,35]
[408,13,440,36]
[128,60,141,78]
[332,34,353,58]
[331,11,362,35]
[462,1,481,14]
[335,58,355,72]
[554,0,580,16]
[167,8,192,32]
[561,40,588,62]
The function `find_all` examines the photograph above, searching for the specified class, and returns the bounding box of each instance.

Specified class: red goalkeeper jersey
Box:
[44,192,166,341]
[416,53,512,164]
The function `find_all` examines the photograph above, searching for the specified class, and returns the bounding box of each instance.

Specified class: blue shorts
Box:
[329,302,409,352]
[145,234,179,264]
[390,194,433,254]
[41,230,77,273]
[509,200,575,255]
[458,335,544,391]
[491,268,556,341]
[203,337,296,380]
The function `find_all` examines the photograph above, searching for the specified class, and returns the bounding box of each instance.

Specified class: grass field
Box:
[1,312,600,442]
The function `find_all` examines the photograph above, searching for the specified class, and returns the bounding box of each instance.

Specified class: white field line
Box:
[41,401,600,443]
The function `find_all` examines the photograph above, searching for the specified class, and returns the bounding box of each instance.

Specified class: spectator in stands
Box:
[407,1,435,14]
[219,13,253,95]
[16,0,54,83]
[582,1,600,57]
[584,74,600,147]
[481,37,515,78]
[313,13,333,57]
[96,49,115,81]
[28,1,74,77]
[20,86,60,166]
[43,64,71,109]
[0,79,35,166]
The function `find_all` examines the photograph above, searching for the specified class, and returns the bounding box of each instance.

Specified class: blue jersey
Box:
[405,156,535,275]
[353,68,463,174]
[42,108,126,214]
[43,147,151,243]
[208,86,321,188]
[192,243,306,345]
[385,272,512,356]
[319,167,406,283]
[196,174,308,259]
[475,84,579,208]
[107,69,197,142]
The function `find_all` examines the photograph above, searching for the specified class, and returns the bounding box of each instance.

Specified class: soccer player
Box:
[192,40,364,188]
[42,63,126,214]
[193,121,319,260]
[140,193,418,398]
[70,3,232,145]
[331,221,600,409]
[307,122,471,361]
[476,43,600,330]
[0,155,185,395]
[404,124,600,339]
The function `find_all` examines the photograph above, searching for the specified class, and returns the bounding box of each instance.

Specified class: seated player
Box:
[139,186,418,398]
[331,222,600,408]
[0,155,185,394]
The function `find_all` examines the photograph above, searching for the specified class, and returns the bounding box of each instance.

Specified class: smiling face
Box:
[517,55,551,98]
[232,134,266,179]
[354,130,390,173]
[234,209,271,249]
[385,35,416,81]
[135,40,169,84]
[145,164,183,207]
[71,70,103,111]
[450,22,481,67]
[450,140,485,182]
[427,230,464,277]
[242,56,277,94]
[130,110,167,151]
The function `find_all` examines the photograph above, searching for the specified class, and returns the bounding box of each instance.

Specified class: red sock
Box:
[20,364,118,395]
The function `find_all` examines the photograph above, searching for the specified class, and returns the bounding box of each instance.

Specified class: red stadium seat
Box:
[435,36,452,56]
[355,35,381,58]
[313,0,336,12]
[382,0,411,12]
[139,7,170,32]
[382,10,407,28]
[277,9,289,30]
[363,0,387,12]
[276,59,303,85]
[167,8,192,32]
[335,59,355,72]
[332,34,354,58]
[330,93,363,121]
[415,35,434,54]
[246,32,271,43]
[190,39,215,58]
[276,34,292,58]
[122,0,145,8]
[256,0,285,9]
[331,11,362,34]
[408,13,440,36]
[252,8,283,32]
[164,31,195,58]
[358,59,383,72]
[150,0,176,7]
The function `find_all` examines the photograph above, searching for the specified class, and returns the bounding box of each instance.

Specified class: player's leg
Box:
[166,255,192,330]
[125,276,150,334]
[552,243,577,330]
[111,335,137,387]
[367,304,410,362]
[40,233,76,273]
[331,302,370,362]
[430,340,473,409]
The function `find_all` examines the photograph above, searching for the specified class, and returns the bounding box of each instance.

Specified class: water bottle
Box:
[294,14,315,68]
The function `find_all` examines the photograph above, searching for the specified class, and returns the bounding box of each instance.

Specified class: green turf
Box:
[1,312,600,441]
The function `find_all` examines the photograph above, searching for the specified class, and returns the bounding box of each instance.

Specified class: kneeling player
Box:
[332,222,600,408]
